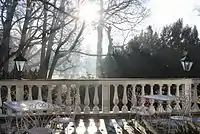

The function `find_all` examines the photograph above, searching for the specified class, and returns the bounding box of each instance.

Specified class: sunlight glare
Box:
[79,2,100,24]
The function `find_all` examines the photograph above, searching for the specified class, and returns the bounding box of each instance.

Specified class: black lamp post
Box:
[180,54,193,78]
[14,52,27,80]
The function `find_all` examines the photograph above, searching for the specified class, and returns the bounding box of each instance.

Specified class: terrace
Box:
[0,78,200,133]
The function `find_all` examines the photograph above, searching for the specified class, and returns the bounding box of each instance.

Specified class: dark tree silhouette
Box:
[102,19,200,78]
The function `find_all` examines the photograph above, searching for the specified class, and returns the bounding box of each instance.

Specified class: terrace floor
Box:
[0,113,195,134]
[0,117,169,134]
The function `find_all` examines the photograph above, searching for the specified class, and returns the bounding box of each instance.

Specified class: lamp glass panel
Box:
[15,61,25,71]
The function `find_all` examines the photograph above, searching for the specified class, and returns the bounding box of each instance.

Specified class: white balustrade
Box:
[149,84,155,114]
[113,84,119,113]
[93,85,99,114]
[174,84,181,111]
[140,85,146,112]
[74,85,81,113]
[65,85,72,113]
[84,85,90,114]
[37,85,43,101]
[0,78,198,116]
[167,85,171,96]
[122,84,128,113]
[16,85,23,100]
[159,85,162,95]
[130,85,137,113]
[28,85,33,100]
[166,84,172,113]
[7,85,12,102]
[47,85,54,103]
[55,85,62,105]
[191,84,199,112]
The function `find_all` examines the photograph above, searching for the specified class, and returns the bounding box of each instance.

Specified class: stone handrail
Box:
[0,78,199,115]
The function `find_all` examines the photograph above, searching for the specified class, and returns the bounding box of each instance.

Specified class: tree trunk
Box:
[0,0,18,71]
[39,1,48,79]
[19,0,32,51]
[96,0,104,78]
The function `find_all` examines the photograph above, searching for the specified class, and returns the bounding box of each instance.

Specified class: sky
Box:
[142,0,200,32]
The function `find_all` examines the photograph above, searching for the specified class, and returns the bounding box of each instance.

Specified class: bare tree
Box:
[95,0,149,77]
[0,0,85,79]
[0,0,148,79]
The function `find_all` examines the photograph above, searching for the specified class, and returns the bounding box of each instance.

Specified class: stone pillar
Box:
[102,84,110,113]
[16,85,24,100]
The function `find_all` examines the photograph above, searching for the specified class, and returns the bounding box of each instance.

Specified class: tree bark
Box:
[96,0,104,78]
[0,0,18,71]
[39,1,48,79]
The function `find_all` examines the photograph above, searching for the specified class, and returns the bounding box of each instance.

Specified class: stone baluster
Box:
[149,84,155,114]
[139,84,147,114]
[74,85,81,113]
[102,84,110,113]
[113,84,119,113]
[174,84,181,111]
[5,85,12,116]
[38,85,43,101]
[93,85,99,114]
[130,84,137,113]
[122,84,128,113]
[167,85,171,96]
[159,85,162,95]
[47,85,54,103]
[7,85,12,102]
[28,85,33,100]
[84,85,90,114]
[140,84,145,106]
[141,84,145,96]
[184,83,192,113]
[191,84,199,112]
[56,85,62,105]
[166,84,172,113]
[65,85,72,113]
[16,85,24,100]
[150,84,154,95]
[157,84,164,113]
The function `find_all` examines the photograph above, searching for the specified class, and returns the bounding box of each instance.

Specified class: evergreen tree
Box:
[102,19,200,78]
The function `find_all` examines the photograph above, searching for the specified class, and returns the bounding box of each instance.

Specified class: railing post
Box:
[166,84,172,113]
[149,84,155,114]
[174,84,181,111]
[28,85,33,100]
[47,85,54,103]
[183,80,192,114]
[122,84,128,113]
[7,85,12,102]
[84,85,90,114]
[16,85,24,100]
[93,85,99,114]
[56,85,62,105]
[191,84,199,112]
[37,85,43,101]
[113,84,119,113]
[130,84,137,113]
[65,85,72,113]
[102,84,110,113]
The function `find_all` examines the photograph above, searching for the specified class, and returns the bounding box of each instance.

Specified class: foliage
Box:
[102,19,200,78]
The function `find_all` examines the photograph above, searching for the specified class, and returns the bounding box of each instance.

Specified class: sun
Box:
[78,2,100,24]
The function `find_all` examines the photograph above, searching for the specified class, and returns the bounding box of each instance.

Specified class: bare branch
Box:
[35,0,78,19]
[71,50,109,57]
